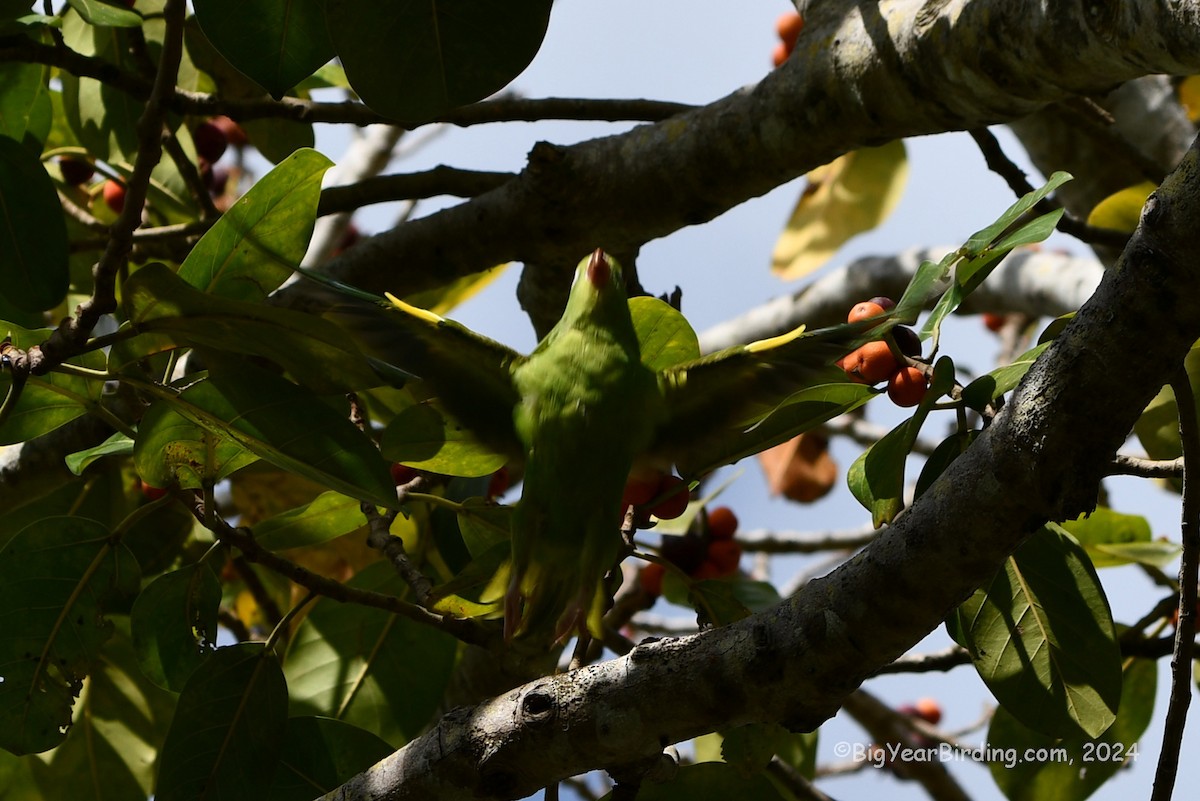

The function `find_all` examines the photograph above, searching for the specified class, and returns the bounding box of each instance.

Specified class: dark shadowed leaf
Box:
[0,135,67,311]
[266,717,393,800]
[131,564,222,691]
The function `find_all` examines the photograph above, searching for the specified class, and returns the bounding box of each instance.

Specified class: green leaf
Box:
[988,657,1155,801]
[456,497,513,558]
[721,722,793,776]
[677,382,876,479]
[963,171,1072,255]
[0,135,68,311]
[146,365,399,510]
[285,562,458,747]
[60,12,141,162]
[381,401,507,478]
[962,342,1051,411]
[953,525,1121,739]
[327,0,553,122]
[630,761,785,801]
[0,324,106,445]
[134,398,260,489]
[193,0,334,99]
[631,296,701,371]
[915,430,976,498]
[0,62,43,141]
[255,491,367,551]
[848,357,954,526]
[130,564,221,692]
[67,0,142,28]
[1060,508,1152,568]
[66,431,134,475]
[29,621,177,801]
[894,250,956,324]
[156,643,289,801]
[178,148,332,300]
[266,717,393,801]
[0,516,140,755]
[122,262,380,393]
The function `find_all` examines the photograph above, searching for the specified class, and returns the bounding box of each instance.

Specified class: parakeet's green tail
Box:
[504,559,608,645]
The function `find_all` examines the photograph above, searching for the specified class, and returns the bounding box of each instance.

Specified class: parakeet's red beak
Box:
[587,248,611,288]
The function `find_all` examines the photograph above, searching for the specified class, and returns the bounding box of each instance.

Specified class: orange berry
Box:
[649,474,690,520]
[639,563,666,597]
[914,698,942,725]
[140,479,167,501]
[848,301,887,324]
[771,41,789,68]
[707,506,739,541]
[102,179,127,214]
[775,12,804,49]
[707,540,742,576]
[887,366,929,407]
[842,341,899,385]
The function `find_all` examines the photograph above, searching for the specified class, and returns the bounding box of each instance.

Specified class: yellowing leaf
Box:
[1087,181,1157,234]
[1179,75,1200,123]
[771,140,908,280]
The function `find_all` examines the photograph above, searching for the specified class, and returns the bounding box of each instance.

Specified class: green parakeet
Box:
[323,250,875,643]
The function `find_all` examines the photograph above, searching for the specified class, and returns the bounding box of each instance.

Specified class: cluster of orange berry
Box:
[772,11,805,67]
[837,297,930,407]
[639,506,742,596]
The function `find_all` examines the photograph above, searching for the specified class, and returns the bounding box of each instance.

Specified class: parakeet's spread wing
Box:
[323,291,526,461]
[651,322,873,472]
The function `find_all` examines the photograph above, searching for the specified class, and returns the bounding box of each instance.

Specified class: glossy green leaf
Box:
[65,431,134,475]
[0,62,43,141]
[962,342,1051,411]
[134,398,260,489]
[156,643,288,801]
[0,135,68,311]
[678,382,876,479]
[1060,508,1155,569]
[953,525,1121,739]
[67,0,142,27]
[0,324,106,445]
[60,11,140,161]
[0,516,140,755]
[988,657,1155,801]
[848,357,955,527]
[193,0,334,99]
[131,564,221,692]
[915,430,977,498]
[382,401,507,478]
[179,148,332,300]
[631,296,701,371]
[255,491,367,551]
[963,171,1072,255]
[267,717,393,801]
[122,262,380,393]
[894,250,956,324]
[147,365,399,510]
[327,0,553,122]
[632,761,785,801]
[285,562,457,747]
[29,621,177,801]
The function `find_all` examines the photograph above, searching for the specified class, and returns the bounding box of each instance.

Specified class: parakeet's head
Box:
[561,249,629,325]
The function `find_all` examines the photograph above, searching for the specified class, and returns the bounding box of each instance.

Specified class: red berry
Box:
[332,223,361,257]
[691,560,723,581]
[841,341,899,385]
[390,463,420,486]
[649,474,690,520]
[913,698,942,725]
[868,296,896,311]
[639,563,666,597]
[893,326,922,357]
[487,466,509,499]
[140,480,167,501]
[102,179,127,214]
[621,473,661,510]
[210,115,248,148]
[982,312,1007,332]
[193,121,228,163]
[887,366,929,407]
[707,506,738,541]
[661,533,707,574]
[707,540,742,576]
[775,12,804,49]
[59,157,94,186]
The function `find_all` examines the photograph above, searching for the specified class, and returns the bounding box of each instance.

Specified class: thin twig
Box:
[1108,453,1185,478]
[1150,369,1200,801]
[968,127,1130,249]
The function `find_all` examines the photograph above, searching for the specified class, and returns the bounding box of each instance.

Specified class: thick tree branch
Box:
[278,0,1200,314]
[318,133,1200,801]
